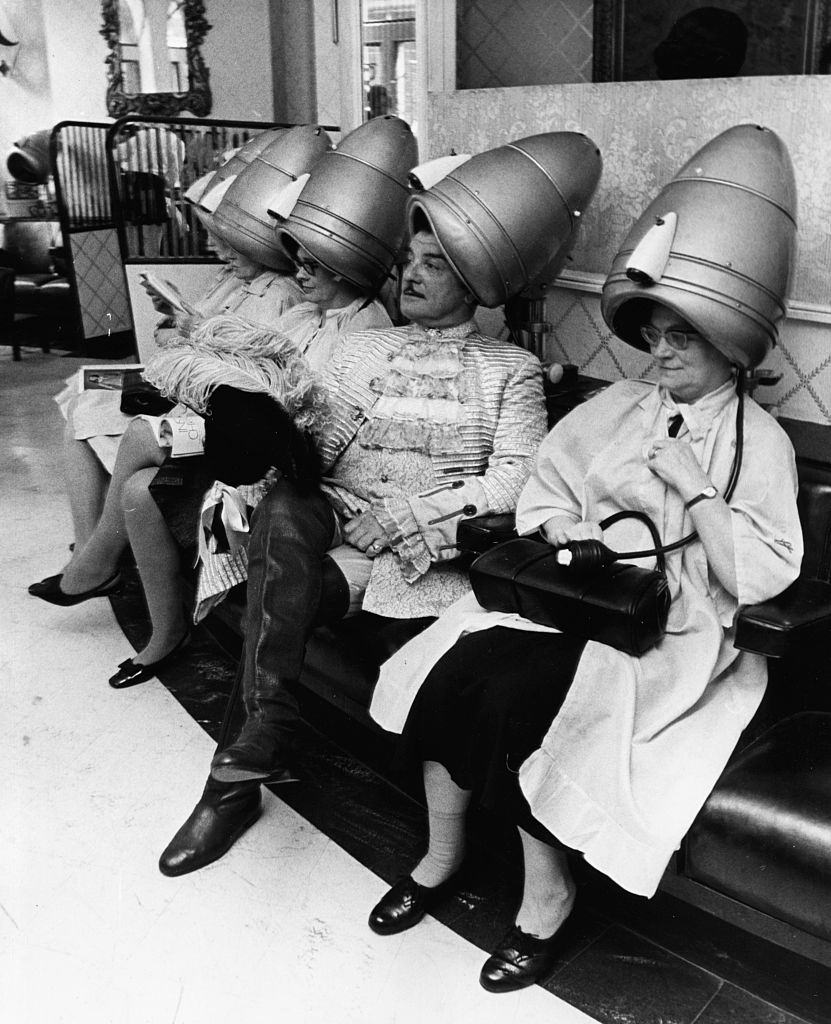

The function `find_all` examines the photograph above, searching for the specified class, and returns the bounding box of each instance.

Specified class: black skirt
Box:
[148,455,214,555]
[397,626,586,846]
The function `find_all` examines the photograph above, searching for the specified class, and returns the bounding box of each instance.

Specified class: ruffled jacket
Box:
[316,320,547,613]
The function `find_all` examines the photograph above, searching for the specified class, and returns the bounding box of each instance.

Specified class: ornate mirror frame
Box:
[100,0,213,117]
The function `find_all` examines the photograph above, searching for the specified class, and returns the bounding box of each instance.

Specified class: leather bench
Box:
[196,387,831,964]
[685,712,831,945]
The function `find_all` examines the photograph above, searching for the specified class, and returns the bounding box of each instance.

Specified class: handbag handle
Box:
[598,509,667,574]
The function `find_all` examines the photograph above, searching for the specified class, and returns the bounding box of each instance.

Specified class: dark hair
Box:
[654,7,748,80]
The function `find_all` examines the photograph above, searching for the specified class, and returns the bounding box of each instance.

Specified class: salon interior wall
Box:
[428,76,831,426]
[0,0,281,173]
[202,0,275,121]
[0,0,108,189]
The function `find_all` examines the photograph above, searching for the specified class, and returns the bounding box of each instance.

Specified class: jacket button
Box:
[387,352,395,361]
[463,504,477,516]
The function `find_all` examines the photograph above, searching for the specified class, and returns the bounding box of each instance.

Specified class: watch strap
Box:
[685,486,717,510]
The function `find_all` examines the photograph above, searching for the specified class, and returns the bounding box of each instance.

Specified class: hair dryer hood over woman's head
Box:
[406,132,602,308]
[601,124,797,369]
[277,116,419,291]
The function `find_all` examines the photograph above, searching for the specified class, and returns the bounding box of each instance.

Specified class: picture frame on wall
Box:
[593,0,831,81]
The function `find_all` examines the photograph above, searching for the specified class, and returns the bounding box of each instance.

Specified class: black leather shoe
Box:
[479,923,568,993]
[29,570,122,606]
[368,875,453,936]
[158,779,263,877]
[109,634,190,689]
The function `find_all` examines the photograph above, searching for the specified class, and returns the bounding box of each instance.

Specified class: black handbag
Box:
[469,512,672,657]
[119,369,176,416]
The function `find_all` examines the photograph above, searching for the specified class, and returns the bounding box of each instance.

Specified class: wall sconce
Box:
[0,24,19,77]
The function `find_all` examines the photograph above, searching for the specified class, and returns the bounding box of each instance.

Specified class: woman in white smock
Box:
[367,300,802,992]
[367,121,803,994]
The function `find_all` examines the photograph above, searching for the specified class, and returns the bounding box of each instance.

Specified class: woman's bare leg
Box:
[515,828,576,938]
[63,429,110,554]
[121,466,187,664]
[61,419,166,594]
[410,760,470,888]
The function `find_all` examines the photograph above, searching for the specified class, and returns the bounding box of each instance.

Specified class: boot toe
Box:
[158,790,262,877]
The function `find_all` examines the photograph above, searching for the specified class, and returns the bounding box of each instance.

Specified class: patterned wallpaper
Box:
[428,75,831,424]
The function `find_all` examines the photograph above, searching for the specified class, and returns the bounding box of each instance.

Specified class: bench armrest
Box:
[735,578,831,658]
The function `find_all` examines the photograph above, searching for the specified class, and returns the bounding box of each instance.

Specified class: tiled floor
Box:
[2,348,827,1024]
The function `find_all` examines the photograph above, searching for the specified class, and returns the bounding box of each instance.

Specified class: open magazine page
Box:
[139,272,198,315]
[138,405,205,458]
[76,365,144,393]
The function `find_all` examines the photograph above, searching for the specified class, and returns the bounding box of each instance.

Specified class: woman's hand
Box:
[541,515,603,548]
[343,511,392,557]
[646,438,710,502]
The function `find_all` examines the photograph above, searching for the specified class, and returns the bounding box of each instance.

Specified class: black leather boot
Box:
[158,775,263,877]
[211,484,346,783]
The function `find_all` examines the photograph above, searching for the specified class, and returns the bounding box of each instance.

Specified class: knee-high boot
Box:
[211,480,340,783]
[159,549,350,876]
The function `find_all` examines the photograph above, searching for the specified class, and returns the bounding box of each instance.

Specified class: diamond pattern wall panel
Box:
[70,229,133,339]
[457,0,593,89]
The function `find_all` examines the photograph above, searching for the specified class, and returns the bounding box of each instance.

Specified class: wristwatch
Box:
[685,484,718,510]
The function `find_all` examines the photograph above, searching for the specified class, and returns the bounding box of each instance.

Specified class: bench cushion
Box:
[685,713,831,942]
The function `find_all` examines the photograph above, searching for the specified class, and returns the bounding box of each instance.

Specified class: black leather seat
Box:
[685,712,831,942]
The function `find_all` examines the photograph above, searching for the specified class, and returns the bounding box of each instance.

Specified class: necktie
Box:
[668,414,683,438]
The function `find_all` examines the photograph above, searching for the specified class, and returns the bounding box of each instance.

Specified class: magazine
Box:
[139,272,198,315]
[77,365,144,393]
[138,406,205,458]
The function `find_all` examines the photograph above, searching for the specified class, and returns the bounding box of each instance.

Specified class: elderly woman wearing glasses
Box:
[368,126,803,994]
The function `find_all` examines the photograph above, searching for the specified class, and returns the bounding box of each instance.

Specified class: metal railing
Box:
[105,116,339,261]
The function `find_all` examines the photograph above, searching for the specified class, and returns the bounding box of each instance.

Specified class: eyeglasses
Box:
[295,259,319,277]
[640,325,701,351]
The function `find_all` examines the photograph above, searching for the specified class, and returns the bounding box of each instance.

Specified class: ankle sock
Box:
[410,805,466,888]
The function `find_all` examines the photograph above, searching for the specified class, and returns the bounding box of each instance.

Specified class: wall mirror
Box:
[453,0,830,89]
[100,0,212,117]
[593,0,831,81]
